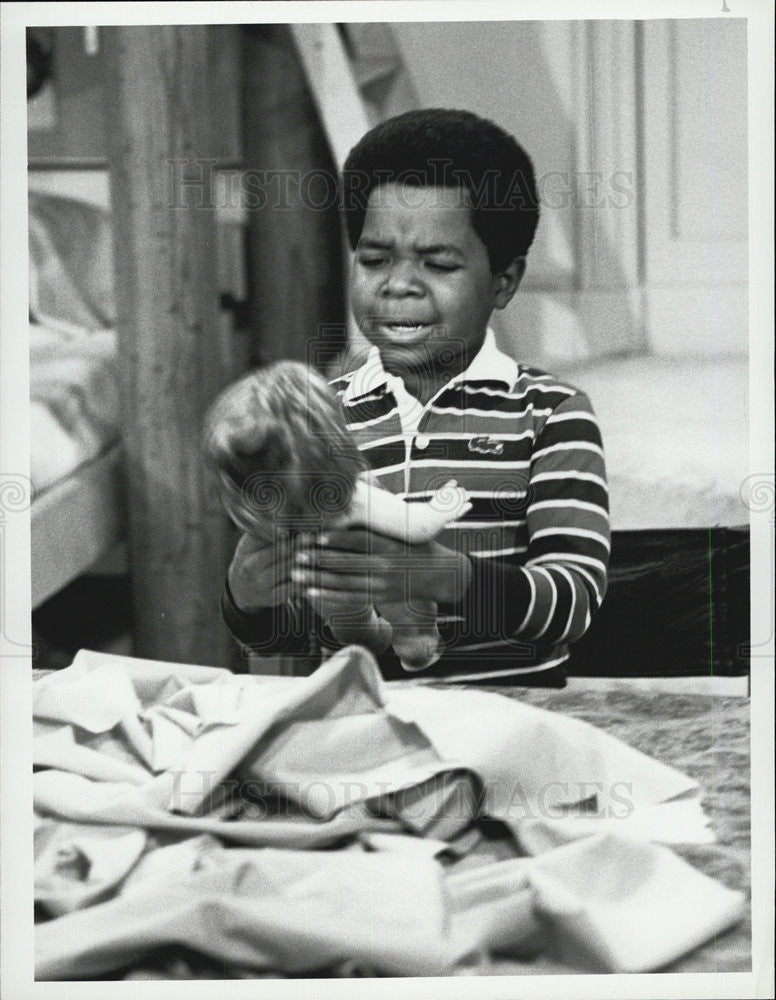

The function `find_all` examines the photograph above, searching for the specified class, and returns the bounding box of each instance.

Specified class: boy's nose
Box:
[380,260,424,297]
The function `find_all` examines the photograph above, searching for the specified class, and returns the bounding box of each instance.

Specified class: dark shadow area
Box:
[32,574,132,670]
[570,526,750,678]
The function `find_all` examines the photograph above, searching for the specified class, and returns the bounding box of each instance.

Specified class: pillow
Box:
[29,192,114,332]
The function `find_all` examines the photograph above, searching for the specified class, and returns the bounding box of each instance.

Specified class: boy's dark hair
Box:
[341,108,539,273]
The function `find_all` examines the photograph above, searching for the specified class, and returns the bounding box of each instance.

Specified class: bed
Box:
[28,180,248,623]
[28,190,125,611]
[553,353,750,680]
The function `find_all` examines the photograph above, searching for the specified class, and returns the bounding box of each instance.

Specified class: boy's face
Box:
[350,183,521,379]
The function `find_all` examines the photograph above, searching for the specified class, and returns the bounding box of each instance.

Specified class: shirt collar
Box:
[342,327,519,403]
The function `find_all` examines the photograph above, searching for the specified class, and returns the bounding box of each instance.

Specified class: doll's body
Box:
[205,361,470,671]
[335,475,470,669]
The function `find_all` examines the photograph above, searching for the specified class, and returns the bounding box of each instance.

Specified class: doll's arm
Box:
[339,476,471,543]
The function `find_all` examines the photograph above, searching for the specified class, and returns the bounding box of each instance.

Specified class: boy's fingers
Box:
[318,529,387,554]
[320,530,417,561]
[301,550,394,574]
[305,588,370,613]
[291,569,384,595]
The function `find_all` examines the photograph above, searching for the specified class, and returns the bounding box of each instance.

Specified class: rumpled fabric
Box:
[36,836,452,979]
[34,816,147,916]
[33,646,744,978]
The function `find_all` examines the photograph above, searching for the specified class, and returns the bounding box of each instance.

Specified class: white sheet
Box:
[29,322,120,497]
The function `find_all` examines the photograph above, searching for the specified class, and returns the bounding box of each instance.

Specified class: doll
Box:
[204,361,471,671]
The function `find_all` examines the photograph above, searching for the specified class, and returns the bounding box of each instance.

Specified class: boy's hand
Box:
[227,532,303,613]
[293,529,472,610]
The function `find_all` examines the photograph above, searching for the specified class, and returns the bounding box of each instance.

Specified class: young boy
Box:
[223,109,609,686]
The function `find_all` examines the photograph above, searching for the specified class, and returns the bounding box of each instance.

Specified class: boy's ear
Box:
[493,257,526,310]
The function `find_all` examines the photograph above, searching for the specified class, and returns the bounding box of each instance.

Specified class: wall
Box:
[640,18,748,357]
[387,19,748,366]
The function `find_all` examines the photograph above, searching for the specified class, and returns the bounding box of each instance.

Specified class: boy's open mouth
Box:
[372,319,436,341]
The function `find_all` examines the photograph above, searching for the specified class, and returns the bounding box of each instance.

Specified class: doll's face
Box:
[350,183,520,382]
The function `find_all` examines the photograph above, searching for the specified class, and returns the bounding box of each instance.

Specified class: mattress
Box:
[565,354,749,530]
[31,443,126,609]
[30,322,120,499]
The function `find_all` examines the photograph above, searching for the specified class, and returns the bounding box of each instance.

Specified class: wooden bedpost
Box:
[104,26,236,667]
[241,25,345,371]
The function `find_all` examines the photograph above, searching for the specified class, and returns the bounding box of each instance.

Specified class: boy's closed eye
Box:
[425,260,460,272]
[357,255,461,273]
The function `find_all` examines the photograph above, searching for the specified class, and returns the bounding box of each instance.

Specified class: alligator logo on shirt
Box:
[468,436,504,456]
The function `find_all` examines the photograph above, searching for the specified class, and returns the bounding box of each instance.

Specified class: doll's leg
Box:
[325,604,393,657]
[380,599,442,672]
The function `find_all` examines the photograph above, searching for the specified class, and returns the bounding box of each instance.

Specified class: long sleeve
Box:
[447,390,609,650]
[221,580,324,658]
[518,390,609,641]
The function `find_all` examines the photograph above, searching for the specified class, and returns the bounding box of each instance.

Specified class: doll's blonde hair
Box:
[204,361,366,539]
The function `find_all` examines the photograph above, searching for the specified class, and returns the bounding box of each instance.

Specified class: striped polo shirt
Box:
[329,329,610,685]
[221,331,609,686]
